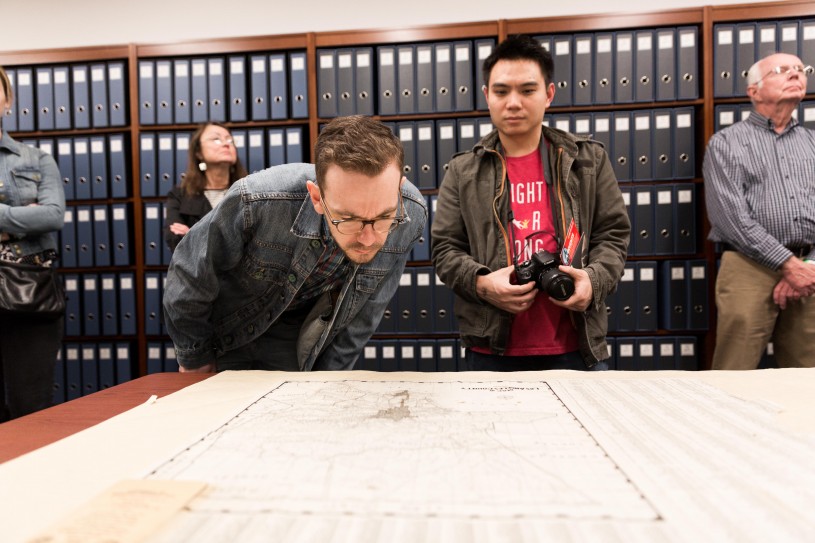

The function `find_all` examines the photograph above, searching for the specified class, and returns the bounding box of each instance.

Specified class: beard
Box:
[340,240,385,264]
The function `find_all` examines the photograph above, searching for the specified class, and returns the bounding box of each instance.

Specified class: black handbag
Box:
[0,259,66,319]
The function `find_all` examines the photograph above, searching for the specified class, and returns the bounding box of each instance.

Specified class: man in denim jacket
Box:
[164,116,427,372]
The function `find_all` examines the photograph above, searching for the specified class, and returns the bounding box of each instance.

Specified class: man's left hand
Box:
[549,265,593,312]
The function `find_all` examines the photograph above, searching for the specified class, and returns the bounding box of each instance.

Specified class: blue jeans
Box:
[462,349,609,372]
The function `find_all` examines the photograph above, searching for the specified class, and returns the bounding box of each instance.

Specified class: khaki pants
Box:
[713,251,815,370]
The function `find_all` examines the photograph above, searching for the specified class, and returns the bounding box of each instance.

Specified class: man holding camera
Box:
[431,35,630,371]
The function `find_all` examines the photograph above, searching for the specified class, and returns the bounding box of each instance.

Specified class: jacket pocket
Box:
[10,168,43,205]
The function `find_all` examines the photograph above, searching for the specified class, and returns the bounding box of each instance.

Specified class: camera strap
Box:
[540,139,563,248]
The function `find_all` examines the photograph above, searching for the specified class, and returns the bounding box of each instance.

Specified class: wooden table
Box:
[0,373,213,464]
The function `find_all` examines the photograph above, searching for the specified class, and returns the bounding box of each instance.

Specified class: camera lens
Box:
[538,268,575,301]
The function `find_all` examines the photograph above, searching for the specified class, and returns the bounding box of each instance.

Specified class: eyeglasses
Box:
[319,187,409,235]
[759,64,813,81]
[205,137,234,146]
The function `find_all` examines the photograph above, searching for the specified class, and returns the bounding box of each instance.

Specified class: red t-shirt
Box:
[502,149,578,356]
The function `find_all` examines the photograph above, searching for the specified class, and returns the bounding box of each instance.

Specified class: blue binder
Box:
[249,54,269,121]
[415,43,434,114]
[118,273,137,336]
[35,66,55,131]
[174,132,190,185]
[802,20,815,95]
[56,138,75,201]
[288,51,309,119]
[594,33,613,105]
[63,274,82,337]
[551,35,573,107]
[674,183,696,254]
[437,339,457,372]
[655,28,676,102]
[456,118,477,153]
[416,339,437,372]
[614,32,635,104]
[686,260,708,331]
[634,30,655,103]
[108,134,128,198]
[635,337,656,371]
[351,47,374,116]
[163,342,179,373]
[396,270,415,333]
[267,128,285,167]
[377,46,397,116]
[208,57,227,122]
[73,137,91,200]
[435,119,457,182]
[616,265,637,332]
[336,49,355,117]
[138,60,156,125]
[285,127,303,163]
[191,58,209,123]
[155,59,173,125]
[474,39,495,110]
[632,110,652,181]
[144,203,163,266]
[377,292,397,334]
[397,122,417,185]
[76,205,94,267]
[108,61,127,127]
[433,269,455,333]
[82,274,100,336]
[676,336,698,371]
[414,267,433,334]
[636,261,658,331]
[677,27,699,100]
[672,107,695,179]
[147,342,163,374]
[453,41,474,112]
[232,130,248,170]
[433,42,454,113]
[713,24,736,98]
[140,133,157,197]
[573,34,593,106]
[115,342,134,384]
[652,110,673,180]
[228,55,248,122]
[735,23,756,97]
[90,63,109,128]
[633,185,654,255]
[247,129,265,174]
[655,337,676,370]
[398,339,419,371]
[778,21,798,55]
[60,206,77,268]
[92,205,111,267]
[3,68,17,132]
[100,273,118,336]
[111,203,130,266]
[173,59,191,124]
[97,344,116,390]
[659,260,687,331]
[397,44,416,115]
[144,273,162,336]
[611,111,631,182]
[379,340,399,372]
[90,136,108,200]
[53,66,71,130]
[654,185,674,256]
[64,344,82,401]
[317,50,338,118]
[615,337,636,370]
[157,133,175,197]
[358,342,380,371]
[415,120,436,190]
[591,112,612,153]
[15,67,35,132]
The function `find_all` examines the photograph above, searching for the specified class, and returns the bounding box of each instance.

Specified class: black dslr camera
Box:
[515,250,575,301]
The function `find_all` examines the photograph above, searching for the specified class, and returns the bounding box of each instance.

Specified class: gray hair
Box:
[746,60,765,88]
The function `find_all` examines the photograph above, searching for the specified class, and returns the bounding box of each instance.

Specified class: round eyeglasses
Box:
[319,189,409,235]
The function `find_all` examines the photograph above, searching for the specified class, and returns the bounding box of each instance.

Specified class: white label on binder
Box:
[671,265,685,281]
[595,118,609,132]
[440,125,454,139]
[291,55,305,71]
[418,49,432,64]
[269,132,283,146]
[92,67,105,81]
[380,51,394,66]
[252,58,265,73]
[113,207,125,220]
[676,113,691,128]
[718,29,733,45]
[637,35,652,51]
[635,115,650,131]
[455,45,470,61]
[659,34,673,49]
[59,142,71,154]
[141,136,153,151]
[209,61,222,76]
[619,344,634,357]
[233,134,245,147]
[117,347,129,358]
[760,27,776,43]
[621,267,635,282]
[660,343,674,357]
[84,277,97,291]
[364,346,376,359]
[402,346,415,359]
[418,126,432,140]
[617,36,632,52]
[440,345,453,358]
[478,44,492,59]
[54,70,67,85]
[615,116,630,131]
[782,26,798,41]
[249,133,262,147]
[680,31,696,48]
[640,267,654,282]
[382,346,395,359]
[159,137,172,151]
[399,127,413,142]
[576,39,591,55]
[102,277,115,290]
[657,190,672,205]
[176,136,189,151]
[597,37,612,54]
[91,140,104,153]
[65,277,77,291]
[120,276,133,289]
[40,143,53,155]
[146,206,159,220]
[479,122,493,137]
[691,265,705,280]
[110,138,123,153]
[192,62,206,77]
[399,273,412,287]
[139,64,153,79]
[416,272,431,287]
[805,24,815,40]
[287,131,300,146]
[680,342,695,356]
[556,119,570,131]
[146,276,159,289]
[738,29,754,44]
[555,40,570,55]
[460,124,474,139]
[356,52,370,68]
[421,346,434,359]
[230,59,244,74]
[399,50,413,65]
[805,108,815,122]
[337,53,352,69]
[149,346,161,358]
[175,62,188,77]
[720,110,735,125]
[436,48,450,63]
[640,343,653,357]
[636,191,651,206]
[270,58,284,72]
[75,141,88,154]
[678,189,692,204]
[621,191,630,207]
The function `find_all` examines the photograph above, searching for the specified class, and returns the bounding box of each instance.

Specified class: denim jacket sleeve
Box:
[163,182,248,369]
[0,142,65,243]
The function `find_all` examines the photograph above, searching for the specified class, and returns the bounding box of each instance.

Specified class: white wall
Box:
[3,0,787,52]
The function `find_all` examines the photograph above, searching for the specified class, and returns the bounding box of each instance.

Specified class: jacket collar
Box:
[0,131,21,155]
[291,195,327,241]
[473,124,583,158]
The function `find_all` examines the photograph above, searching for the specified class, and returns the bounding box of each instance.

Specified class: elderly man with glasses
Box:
[163,115,427,372]
[703,53,815,370]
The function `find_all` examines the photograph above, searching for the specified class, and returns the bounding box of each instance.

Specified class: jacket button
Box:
[288,274,297,283]
[311,239,321,248]
[247,324,254,334]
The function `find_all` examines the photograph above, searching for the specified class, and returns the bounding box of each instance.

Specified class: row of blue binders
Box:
[606,260,709,333]
[620,183,697,256]
[139,125,306,197]
[63,272,137,337]
[54,342,136,403]
[2,62,127,132]
[546,107,696,183]
[317,39,495,118]
[607,336,699,371]
[713,19,815,98]
[60,204,131,268]
[20,135,129,201]
[138,52,309,125]
[535,26,699,107]
[715,100,815,131]
[377,266,457,335]
[144,272,168,336]
[146,341,179,375]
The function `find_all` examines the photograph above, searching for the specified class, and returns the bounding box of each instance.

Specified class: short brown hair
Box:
[0,66,13,108]
[314,115,404,190]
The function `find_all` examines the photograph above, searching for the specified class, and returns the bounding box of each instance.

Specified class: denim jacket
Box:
[163,163,427,370]
[0,132,65,256]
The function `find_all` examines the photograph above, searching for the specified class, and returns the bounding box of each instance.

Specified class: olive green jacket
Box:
[431,126,630,366]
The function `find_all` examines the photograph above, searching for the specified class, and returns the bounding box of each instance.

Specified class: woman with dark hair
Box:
[0,65,66,420]
[164,122,247,252]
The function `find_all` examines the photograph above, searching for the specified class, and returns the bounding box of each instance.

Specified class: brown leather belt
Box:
[721,243,813,257]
